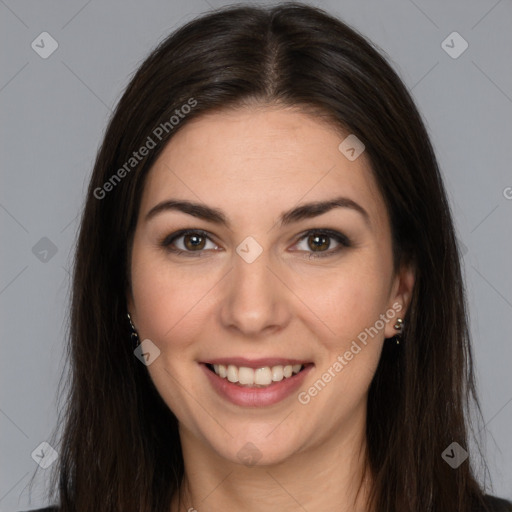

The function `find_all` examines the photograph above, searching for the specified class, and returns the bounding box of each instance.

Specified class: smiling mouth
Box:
[205,362,312,388]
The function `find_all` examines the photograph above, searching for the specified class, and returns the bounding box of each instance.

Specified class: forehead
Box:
[139,106,388,231]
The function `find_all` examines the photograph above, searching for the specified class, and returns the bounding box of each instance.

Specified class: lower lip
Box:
[200,363,313,407]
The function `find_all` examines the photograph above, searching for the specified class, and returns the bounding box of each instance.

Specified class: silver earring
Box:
[393,318,404,345]
[127,312,140,348]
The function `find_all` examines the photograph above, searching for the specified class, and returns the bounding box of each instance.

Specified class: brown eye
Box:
[294,229,351,259]
[161,229,217,256]
[183,233,206,251]
[307,233,331,252]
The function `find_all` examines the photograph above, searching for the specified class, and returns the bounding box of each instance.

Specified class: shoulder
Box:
[477,494,512,511]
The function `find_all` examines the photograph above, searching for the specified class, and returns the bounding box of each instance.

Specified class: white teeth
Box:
[211,363,304,387]
[238,366,255,385]
[272,365,284,381]
[227,364,238,383]
[254,367,272,385]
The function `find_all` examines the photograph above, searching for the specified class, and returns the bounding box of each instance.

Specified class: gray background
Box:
[1,0,511,510]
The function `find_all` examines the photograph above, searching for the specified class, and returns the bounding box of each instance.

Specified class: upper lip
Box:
[202,357,312,368]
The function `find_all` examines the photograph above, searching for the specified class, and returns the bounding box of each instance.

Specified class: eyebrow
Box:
[144,196,371,229]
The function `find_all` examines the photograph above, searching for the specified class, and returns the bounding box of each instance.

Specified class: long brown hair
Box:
[34,2,495,510]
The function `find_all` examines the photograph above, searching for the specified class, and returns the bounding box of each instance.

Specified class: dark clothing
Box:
[477,495,512,511]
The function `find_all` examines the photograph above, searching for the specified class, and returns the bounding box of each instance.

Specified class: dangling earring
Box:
[127,312,140,348]
[393,318,404,345]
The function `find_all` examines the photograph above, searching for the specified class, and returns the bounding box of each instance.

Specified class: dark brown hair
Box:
[33,2,496,511]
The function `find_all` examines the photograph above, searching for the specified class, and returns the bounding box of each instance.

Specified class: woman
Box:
[22,3,511,511]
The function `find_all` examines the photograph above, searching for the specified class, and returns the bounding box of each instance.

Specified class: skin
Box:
[127,105,415,512]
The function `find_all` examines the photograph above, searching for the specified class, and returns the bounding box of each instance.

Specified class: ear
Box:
[383,263,415,339]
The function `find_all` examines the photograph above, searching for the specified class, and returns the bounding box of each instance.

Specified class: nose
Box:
[219,245,292,338]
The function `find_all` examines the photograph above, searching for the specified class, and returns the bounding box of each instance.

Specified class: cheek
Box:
[303,257,392,345]
[130,246,217,351]
[298,263,390,414]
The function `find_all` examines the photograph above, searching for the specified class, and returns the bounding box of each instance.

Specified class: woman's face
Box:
[128,105,413,466]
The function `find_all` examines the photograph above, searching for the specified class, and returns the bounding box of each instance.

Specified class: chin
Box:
[207,428,305,468]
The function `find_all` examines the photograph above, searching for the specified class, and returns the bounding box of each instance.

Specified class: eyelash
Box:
[159,228,352,259]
